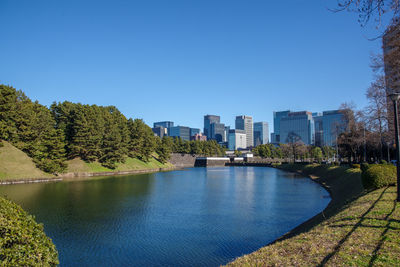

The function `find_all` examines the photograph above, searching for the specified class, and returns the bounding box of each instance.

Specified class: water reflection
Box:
[0,167,330,266]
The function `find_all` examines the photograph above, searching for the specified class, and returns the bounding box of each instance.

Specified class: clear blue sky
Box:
[0,0,385,132]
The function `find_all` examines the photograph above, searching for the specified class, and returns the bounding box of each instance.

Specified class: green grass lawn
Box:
[66,155,173,173]
[0,141,52,180]
[227,164,400,266]
[228,186,400,266]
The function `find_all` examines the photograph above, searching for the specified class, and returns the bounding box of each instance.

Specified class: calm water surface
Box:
[0,167,330,266]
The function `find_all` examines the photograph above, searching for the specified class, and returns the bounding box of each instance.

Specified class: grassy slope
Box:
[227,164,400,266]
[0,141,52,180]
[67,156,174,173]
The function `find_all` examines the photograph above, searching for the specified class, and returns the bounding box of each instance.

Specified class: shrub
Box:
[271,162,281,167]
[360,162,370,173]
[333,161,340,166]
[380,159,388,164]
[351,164,361,169]
[0,197,59,266]
[361,164,397,189]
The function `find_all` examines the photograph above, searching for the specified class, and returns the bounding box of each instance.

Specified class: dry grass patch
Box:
[227,186,400,266]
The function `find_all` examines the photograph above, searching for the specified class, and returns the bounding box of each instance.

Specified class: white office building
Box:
[228,129,247,150]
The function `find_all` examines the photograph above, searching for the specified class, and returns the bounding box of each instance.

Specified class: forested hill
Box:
[0,85,225,174]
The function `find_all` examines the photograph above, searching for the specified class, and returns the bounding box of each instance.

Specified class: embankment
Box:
[227,164,400,266]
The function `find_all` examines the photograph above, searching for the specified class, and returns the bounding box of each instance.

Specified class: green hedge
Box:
[0,197,59,266]
[361,164,397,189]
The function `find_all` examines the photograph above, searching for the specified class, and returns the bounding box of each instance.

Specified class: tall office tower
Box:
[280,111,315,145]
[210,122,226,142]
[235,115,253,148]
[153,121,174,129]
[228,129,246,150]
[203,115,220,138]
[224,126,230,143]
[168,126,191,141]
[190,128,200,137]
[321,110,345,147]
[253,122,269,146]
[271,110,291,144]
[313,114,324,147]
[152,126,167,138]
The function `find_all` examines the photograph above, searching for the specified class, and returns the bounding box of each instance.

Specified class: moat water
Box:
[0,167,330,266]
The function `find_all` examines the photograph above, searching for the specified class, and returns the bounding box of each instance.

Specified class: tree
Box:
[311,147,323,163]
[157,136,172,163]
[333,0,399,26]
[365,74,388,159]
[127,118,157,162]
[338,103,365,162]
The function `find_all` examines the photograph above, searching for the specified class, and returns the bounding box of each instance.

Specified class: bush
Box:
[0,197,59,266]
[351,164,361,169]
[271,162,281,167]
[380,159,388,164]
[361,164,397,189]
[333,161,340,166]
[360,162,370,173]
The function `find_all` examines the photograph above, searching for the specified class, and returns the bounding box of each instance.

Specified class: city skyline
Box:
[0,1,383,131]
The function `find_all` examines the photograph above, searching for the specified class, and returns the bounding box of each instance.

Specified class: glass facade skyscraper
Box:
[253,122,269,146]
[321,110,345,147]
[271,110,290,144]
[203,115,220,138]
[210,122,226,142]
[169,126,191,141]
[280,111,314,145]
[190,128,200,137]
[272,109,345,147]
[153,121,174,129]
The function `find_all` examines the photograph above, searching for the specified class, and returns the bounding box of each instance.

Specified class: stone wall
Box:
[169,153,197,167]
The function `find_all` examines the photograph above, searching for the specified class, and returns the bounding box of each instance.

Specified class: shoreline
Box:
[270,165,362,243]
[226,164,365,266]
[0,166,180,185]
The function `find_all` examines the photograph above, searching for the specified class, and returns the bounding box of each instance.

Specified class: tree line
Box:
[0,85,225,173]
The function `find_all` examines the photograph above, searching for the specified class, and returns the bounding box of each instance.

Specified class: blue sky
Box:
[0,0,386,132]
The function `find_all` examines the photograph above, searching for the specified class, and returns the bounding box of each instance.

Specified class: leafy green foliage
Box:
[0,86,66,173]
[351,163,361,169]
[360,162,370,172]
[0,197,58,266]
[311,147,323,163]
[362,164,397,189]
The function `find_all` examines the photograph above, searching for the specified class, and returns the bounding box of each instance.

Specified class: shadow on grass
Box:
[368,199,397,267]
[318,187,389,266]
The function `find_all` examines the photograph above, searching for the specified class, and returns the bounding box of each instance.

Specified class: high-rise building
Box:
[210,122,226,142]
[152,126,167,138]
[253,122,269,146]
[153,121,174,129]
[224,126,230,143]
[235,115,253,148]
[190,128,200,137]
[228,129,246,150]
[203,115,220,138]
[313,114,324,147]
[280,111,315,145]
[169,126,191,141]
[321,110,345,147]
[271,110,290,144]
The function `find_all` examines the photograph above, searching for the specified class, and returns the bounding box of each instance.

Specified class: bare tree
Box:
[338,103,365,162]
[365,74,389,158]
[332,0,399,27]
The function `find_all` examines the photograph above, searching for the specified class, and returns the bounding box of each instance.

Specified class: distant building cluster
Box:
[152,109,345,151]
[271,110,345,147]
